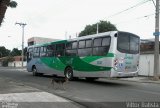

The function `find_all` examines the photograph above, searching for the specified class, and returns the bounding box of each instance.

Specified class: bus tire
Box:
[65,67,73,80]
[32,66,38,76]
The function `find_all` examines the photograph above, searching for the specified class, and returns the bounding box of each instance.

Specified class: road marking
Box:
[0,92,69,102]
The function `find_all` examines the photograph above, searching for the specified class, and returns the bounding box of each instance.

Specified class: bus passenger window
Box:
[102,37,110,46]
[40,46,46,57]
[66,41,77,56]
[46,45,55,57]
[86,39,92,48]
[93,37,110,56]
[33,47,40,58]
[56,44,65,57]
[78,40,85,48]
[72,41,77,49]
[78,48,92,56]
[66,43,72,49]
[93,38,102,47]
[78,39,92,57]
[27,48,33,62]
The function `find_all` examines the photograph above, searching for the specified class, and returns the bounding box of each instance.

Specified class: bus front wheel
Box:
[32,66,38,76]
[65,67,73,80]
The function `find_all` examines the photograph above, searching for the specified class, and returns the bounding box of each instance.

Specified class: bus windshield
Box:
[117,32,140,54]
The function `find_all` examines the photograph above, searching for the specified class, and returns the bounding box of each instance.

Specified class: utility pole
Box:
[153,0,159,80]
[15,22,27,67]
[65,31,67,39]
[97,23,99,34]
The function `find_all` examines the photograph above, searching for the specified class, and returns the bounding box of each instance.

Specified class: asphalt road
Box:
[0,67,160,108]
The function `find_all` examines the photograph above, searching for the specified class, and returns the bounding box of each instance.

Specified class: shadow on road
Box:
[74,78,131,87]
[32,74,132,87]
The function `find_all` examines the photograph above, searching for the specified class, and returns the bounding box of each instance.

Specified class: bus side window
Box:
[102,37,110,46]
[66,42,72,50]
[78,39,92,57]
[27,48,33,62]
[56,44,65,57]
[66,41,77,56]
[40,46,47,57]
[46,45,55,57]
[33,47,40,58]
[72,41,77,49]
[93,37,110,56]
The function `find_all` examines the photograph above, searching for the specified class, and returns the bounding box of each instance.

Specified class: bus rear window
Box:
[117,32,140,54]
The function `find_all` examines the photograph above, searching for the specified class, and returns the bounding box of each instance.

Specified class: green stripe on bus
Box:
[40,56,112,72]
[59,57,112,71]
[40,57,66,71]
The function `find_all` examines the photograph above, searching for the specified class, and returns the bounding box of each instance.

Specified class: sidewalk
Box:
[118,76,160,84]
[0,77,84,108]
[1,67,28,72]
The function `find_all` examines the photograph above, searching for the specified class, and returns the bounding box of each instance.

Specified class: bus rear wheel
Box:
[65,67,73,80]
[32,66,38,76]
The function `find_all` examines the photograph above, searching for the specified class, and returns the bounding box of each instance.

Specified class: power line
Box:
[107,0,151,19]
[114,13,154,25]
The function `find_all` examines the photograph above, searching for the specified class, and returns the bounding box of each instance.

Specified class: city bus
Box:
[27,31,140,80]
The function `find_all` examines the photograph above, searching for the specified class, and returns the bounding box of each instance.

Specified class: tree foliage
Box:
[0,46,27,66]
[79,20,117,37]
[10,48,21,56]
[0,0,17,26]
[0,46,10,57]
[0,46,27,58]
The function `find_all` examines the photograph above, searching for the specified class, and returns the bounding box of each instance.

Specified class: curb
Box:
[118,78,160,84]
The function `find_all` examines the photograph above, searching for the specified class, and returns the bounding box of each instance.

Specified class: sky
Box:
[0,0,157,50]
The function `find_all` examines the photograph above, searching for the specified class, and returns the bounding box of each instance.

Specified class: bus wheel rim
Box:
[66,69,72,79]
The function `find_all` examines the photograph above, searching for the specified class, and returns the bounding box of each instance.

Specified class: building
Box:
[140,38,154,54]
[8,56,27,67]
[28,37,60,46]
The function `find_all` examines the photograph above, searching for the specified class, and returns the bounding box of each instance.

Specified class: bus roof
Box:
[69,31,118,41]
[28,31,139,48]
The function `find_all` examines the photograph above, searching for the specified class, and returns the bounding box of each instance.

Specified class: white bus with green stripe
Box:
[27,31,140,80]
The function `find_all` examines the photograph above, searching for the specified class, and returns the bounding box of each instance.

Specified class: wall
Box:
[8,61,27,67]
[139,54,160,76]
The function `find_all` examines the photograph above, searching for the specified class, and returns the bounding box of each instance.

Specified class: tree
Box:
[10,48,21,56]
[79,20,117,37]
[0,46,10,57]
[0,0,17,26]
